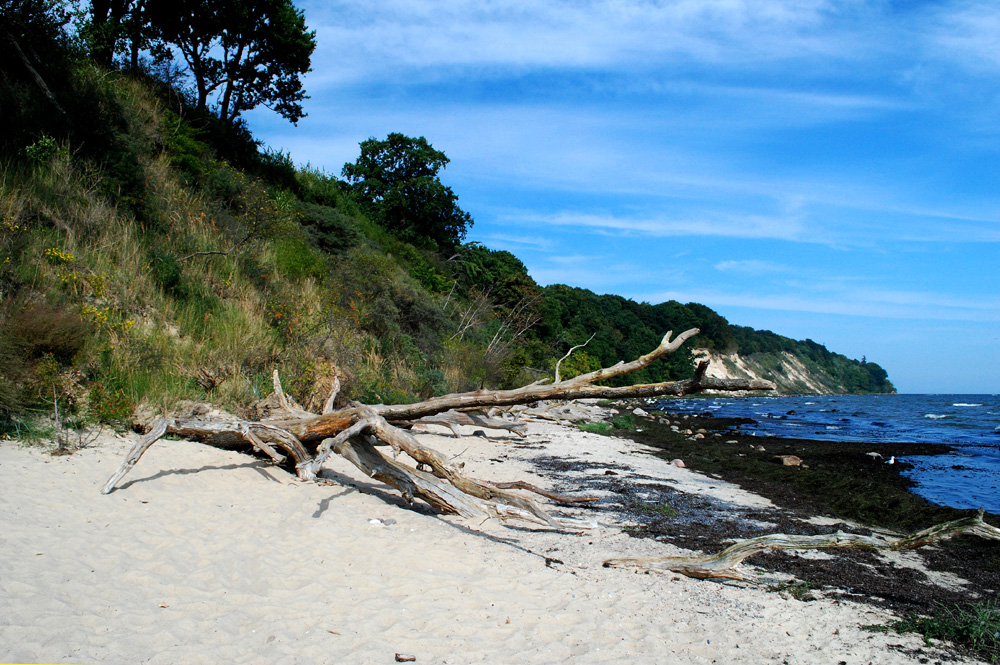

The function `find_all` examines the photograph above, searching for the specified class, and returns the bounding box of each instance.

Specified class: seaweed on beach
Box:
[630,411,988,533]
[541,408,1000,625]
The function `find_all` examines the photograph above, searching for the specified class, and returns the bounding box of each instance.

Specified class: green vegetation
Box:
[342,133,474,251]
[146,0,315,123]
[0,1,894,442]
[865,599,1000,664]
[578,421,612,434]
[536,285,894,394]
[627,499,680,518]
[767,581,817,602]
[611,414,637,431]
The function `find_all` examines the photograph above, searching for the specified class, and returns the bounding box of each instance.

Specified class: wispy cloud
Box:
[476,233,554,251]
[501,210,811,242]
[714,260,791,275]
[528,260,672,293]
[303,0,887,80]
[927,0,1000,73]
[639,287,1000,323]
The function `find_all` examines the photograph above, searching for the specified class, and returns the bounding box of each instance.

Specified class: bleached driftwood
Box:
[103,328,772,528]
[554,333,596,383]
[407,409,527,438]
[603,509,1000,581]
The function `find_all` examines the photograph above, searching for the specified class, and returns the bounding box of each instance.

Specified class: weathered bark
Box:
[406,409,527,438]
[101,417,316,495]
[603,509,1000,581]
[103,328,772,528]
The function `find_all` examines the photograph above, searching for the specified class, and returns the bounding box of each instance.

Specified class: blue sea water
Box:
[652,394,1000,515]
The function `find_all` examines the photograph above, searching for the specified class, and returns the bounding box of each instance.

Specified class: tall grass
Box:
[2,67,540,433]
[866,599,1000,664]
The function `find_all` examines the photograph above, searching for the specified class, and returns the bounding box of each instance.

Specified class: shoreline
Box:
[594,405,999,621]
[0,412,993,664]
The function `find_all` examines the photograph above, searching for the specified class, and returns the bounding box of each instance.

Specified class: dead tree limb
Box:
[275,330,770,440]
[322,377,341,415]
[103,328,772,528]
[603,509,1000,581]
[555,333,596,383]
[405,410,527,438]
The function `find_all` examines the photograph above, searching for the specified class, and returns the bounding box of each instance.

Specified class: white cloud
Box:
[714,260,791,274]
[502,210,810,242]
[927,0,1000,73]
[475,233,554,251]
[638,287,1000,322]
[300,0,884,82]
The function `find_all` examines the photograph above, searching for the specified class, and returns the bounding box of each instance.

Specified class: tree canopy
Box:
[341,133,473,250]
[85,0,316,124]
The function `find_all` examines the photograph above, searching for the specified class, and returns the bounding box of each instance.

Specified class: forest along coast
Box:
[587,402,1000,619]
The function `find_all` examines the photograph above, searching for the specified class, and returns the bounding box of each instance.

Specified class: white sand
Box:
[0,420,977,664]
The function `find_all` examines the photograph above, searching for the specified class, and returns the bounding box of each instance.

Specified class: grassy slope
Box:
[0,65,892,434]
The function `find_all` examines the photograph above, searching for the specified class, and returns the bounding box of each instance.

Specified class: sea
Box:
[652,394,1000,515]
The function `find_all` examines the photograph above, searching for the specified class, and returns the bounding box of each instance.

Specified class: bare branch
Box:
[177,234,252,262]
[554,333,596,383]
[322,376,341,415]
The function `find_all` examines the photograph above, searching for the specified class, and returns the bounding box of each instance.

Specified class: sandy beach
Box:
[0,415,981,664]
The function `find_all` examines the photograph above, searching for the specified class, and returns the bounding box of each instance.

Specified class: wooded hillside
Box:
[0,1,891,435]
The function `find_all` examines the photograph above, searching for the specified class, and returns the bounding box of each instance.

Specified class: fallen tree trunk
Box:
[603,509,1000,581]
[103,328,772,528]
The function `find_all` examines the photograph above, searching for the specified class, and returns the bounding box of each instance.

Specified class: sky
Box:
[246,0,1000,394]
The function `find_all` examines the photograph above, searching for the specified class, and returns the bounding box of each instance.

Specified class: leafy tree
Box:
[85,0,136,67]
[144,0,315,123]
[341,133,473,250]
[454,242,537,308]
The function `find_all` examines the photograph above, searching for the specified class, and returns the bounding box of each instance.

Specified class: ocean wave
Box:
[924,414,950,420]
[953,403,983,407]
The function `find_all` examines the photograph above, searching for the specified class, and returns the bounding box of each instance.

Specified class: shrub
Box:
[297,202,359,253]
[273,235,326,281]
[88,381,135,426]
[147,249,183,293]
[23,134,59,163]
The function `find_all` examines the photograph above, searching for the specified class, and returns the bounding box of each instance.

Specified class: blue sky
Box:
[246,0,1000,394]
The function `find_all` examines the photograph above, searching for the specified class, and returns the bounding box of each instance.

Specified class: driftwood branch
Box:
[554,333,595,383]
[603,509,1000,581]
[278,329,770,437]
[406,410,527,438]
[322,377,341,415]
[103,328,772,529]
